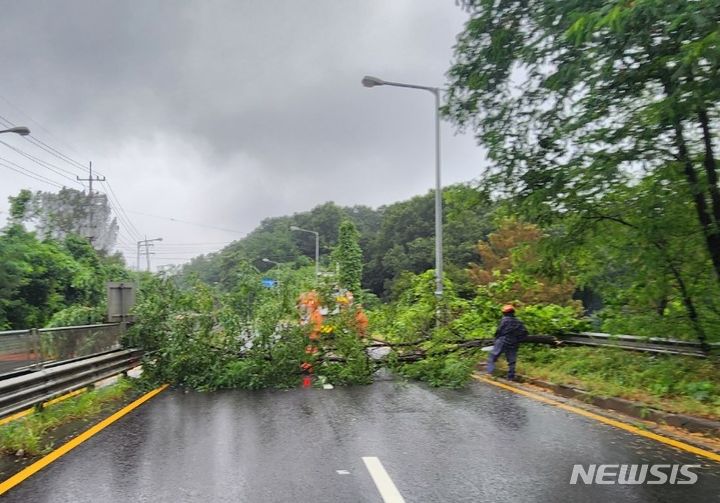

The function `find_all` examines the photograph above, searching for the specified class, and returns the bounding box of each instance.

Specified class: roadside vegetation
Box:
[129,219,583,391]
[0,379,135,457]
[1,187,130,330]
[518,347,720,420]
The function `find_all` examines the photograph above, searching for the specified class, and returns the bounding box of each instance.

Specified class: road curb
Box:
[476,364,720,437]
[522,376,720,436]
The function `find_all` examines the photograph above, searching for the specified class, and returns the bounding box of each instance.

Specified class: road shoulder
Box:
[474,372,720,461]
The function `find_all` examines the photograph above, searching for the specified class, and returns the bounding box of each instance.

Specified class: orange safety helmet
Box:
[501,304,515,314]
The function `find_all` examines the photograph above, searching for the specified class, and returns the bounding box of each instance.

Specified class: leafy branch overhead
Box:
[446,0,720,344]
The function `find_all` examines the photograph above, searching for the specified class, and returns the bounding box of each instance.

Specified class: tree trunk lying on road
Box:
[334,335,562,364]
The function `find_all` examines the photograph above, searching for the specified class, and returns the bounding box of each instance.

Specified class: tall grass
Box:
[0,379,134,456]
[514,346,720,419]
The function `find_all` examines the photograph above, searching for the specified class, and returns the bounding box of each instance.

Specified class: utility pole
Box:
[145,235,151,272]
[76,161,105,244]
[136,236,163,272]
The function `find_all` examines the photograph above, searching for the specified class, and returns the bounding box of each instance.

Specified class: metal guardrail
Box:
[559,332,719,357]
[0,348,128,382]
[0,348,143,420]
[0,323,124,375]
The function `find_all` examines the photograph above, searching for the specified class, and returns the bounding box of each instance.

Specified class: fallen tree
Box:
[128,273,578,390]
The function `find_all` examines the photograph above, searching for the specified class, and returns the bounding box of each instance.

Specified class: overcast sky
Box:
[0,0,487,270]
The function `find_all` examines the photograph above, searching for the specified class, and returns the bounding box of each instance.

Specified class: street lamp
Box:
[290,225,319,279]
[0,126,30,136]
[262,258,280,266]
[362,75,443,299]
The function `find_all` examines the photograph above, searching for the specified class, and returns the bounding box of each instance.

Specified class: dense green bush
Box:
[0,226,130,330]
[45,305,106,328]
[132,273,374,390]
[369,270,587,387]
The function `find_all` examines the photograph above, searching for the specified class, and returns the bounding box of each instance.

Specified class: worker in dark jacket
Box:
[487,304,528,380]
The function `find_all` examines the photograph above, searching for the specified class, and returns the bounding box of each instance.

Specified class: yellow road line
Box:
[0,384,168,496]
[474,374,720,463]
[0,409,32,427]
[0,368,142,427]
[44,388,86,407]
[0,388,86,427]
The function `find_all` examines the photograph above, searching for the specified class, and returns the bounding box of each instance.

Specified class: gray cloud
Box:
[0,0,487,268]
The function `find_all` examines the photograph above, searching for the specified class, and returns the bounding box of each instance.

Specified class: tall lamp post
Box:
[0,126,31,136]
[361,75,443,299]
[262,258,280,267]
[290,225,320,280]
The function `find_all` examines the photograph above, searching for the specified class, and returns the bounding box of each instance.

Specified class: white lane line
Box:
[362,456,406,503]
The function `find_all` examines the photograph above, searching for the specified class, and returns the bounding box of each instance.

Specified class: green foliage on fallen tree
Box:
[131,225,585,391]
[131,273,375,391]
[369,271,585,387]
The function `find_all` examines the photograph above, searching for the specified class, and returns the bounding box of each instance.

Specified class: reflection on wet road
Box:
[3,376,719,502]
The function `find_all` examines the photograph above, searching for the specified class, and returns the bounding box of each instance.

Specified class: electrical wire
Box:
[0,109,98,182]
[24,135,88,172]
[0,141,84,187]
[0,105,147,249]
[123,209,246,235]
[100,181,142,239]
[0,97,90,172]
[0,158,64,189]
[100,188,141,240]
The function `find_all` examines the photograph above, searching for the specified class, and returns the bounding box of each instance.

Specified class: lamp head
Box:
[2,126,30,136]
[361,75,385,88]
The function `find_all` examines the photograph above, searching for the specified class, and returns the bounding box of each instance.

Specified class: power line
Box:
[106,193,142,242]
[24,135,89,173]
[124,209,246,235]
[100,190,143,242]
[0,117,134,246]
[105,196,143,243]
[0,104,144,250]
[143,241,235,246]
[0,113,89,176]
[115,236,136,249]
[115,247,220,254]
[0,95,89,169]
[142,257,197,261]
[116,230,137,243]
[101,181,142,240]
[0,140,84,187]
[115,245,229,252]
[0,158,64,189]
[140,250,217,255]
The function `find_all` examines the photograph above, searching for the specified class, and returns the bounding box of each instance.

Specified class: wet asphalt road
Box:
[3,375,719,502]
